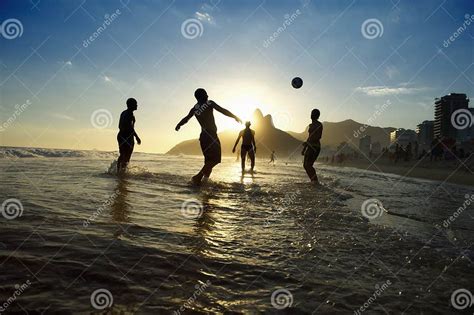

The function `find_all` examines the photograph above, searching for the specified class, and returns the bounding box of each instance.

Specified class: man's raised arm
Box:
[175,108,194,131]
[212,102,242,123]
[232,132,242,153]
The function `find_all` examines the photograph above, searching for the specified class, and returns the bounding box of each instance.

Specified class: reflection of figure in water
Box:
[110,179,131,238]
[175,88,242,185]
[232,121,256,174]
[268,150,276,165]
[193,193,214,256]
[302,109,323,184]
[117,98,141,174]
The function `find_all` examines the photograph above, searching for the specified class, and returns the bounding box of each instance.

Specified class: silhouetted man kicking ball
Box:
[302,108,323,184]
[117,98,141,173]
[175,88,242,185]
[232,121,256,174]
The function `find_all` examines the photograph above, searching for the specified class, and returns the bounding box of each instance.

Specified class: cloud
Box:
[385,65,399,79]
[51,113,74,121]
[59,60,72,66]
[355,85,425,96]
[195,11,215,24]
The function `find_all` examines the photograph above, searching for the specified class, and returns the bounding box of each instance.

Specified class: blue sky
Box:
[0,0,473,152]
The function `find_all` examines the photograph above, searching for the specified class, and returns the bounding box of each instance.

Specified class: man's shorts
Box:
[117,133,134,163]
[304,144,321,166]
[241,144,254,154]
[200,131,221,164]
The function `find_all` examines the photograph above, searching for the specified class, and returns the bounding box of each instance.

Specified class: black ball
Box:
[291,77,303,89]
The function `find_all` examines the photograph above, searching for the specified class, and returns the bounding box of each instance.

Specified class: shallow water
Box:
[0,149,473,314]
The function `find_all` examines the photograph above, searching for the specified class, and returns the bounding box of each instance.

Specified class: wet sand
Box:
[321,158,474,187]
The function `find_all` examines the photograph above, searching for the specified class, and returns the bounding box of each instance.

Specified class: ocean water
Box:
[0,147,473,314]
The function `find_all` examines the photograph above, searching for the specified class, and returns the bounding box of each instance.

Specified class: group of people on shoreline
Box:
[116,89,323,185]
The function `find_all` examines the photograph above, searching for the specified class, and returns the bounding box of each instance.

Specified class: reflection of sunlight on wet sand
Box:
[110,178,131,239]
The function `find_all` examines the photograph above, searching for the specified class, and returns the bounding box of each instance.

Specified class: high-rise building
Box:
[434,93,469,140]
[359,135,371,155]
[416,120,434,149]
[390,129,417,147]
[371,142,382,155]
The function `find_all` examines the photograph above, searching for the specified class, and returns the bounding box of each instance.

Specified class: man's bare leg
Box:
[249,151,255,172]
[192,161,217,184]
[241,151,246,173]
[304,163,319,184]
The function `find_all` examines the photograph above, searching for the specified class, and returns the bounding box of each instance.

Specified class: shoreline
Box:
[320,158,473,187]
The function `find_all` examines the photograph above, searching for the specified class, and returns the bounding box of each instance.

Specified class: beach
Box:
[321,157,474,187]
[0,148,473,314]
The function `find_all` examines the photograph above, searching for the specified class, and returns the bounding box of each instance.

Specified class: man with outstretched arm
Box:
[175,88,242,185]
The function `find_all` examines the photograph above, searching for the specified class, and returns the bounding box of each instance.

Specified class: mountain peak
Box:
[253,108,264,121]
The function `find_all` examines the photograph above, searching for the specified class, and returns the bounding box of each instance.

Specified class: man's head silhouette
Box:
[245,121,251,128]
[127,98,138,110]
[194,88,208,103]
[311,108,320,120]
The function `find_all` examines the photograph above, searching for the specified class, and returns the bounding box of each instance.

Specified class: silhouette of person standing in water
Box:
[302,109,323,184]
[117,98,141,173]
[232,121,257,174]
[175,88,242,185]
[269,150,276,165]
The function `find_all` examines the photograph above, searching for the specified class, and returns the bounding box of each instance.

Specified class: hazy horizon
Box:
[1,0,473,153]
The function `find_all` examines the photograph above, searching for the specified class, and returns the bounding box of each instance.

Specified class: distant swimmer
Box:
[117,98,141,173]
[175,88,242,185]
[232,121,257,174]
[302,108,323,184]
[269,150,276,165]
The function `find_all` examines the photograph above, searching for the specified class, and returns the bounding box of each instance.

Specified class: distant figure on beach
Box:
[269,150,276,165]
[430,137,443,161]
[175,88,242,185]
[117,98,141,173]
[232,121,256,174]
[302,109,323,184]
